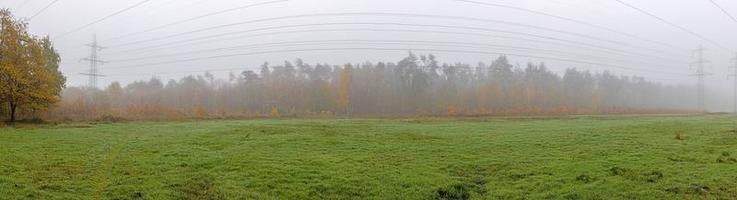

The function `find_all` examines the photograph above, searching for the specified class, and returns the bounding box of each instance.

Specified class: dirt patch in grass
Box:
[435,164,494,199]
[716,151,737,164]
[173,175,225,200]
[674,132,686,140]
[609,167,664,183]
[665,184,711,195]
[667,155,696,162]
[250,125,298,136]
[434,182,477,200]
[576,174,593,183]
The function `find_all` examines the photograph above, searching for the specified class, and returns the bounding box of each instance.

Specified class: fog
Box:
[2,0,736,112]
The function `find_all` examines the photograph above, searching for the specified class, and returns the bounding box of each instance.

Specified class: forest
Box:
[45,53,696,121]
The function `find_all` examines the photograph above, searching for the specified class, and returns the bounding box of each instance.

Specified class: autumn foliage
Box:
[46,53,698,121]
[0,9,65,122]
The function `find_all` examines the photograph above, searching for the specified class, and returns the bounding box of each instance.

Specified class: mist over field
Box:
[2,0,737,116]
[2,0,737,199]
[0,0,737,115]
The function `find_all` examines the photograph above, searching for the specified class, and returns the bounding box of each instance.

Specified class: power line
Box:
[136,0,194,13]
[179,0,212,7]
[100,47,689,76]
[103,39,685,71]
[105,67,687,83]
[102,12,688,57]
[28,0,60,20]
[114,28,688,69]
[106,66,248,77]
[103,0,288,42]
[708,0,737,24]
[453,0,679,50]
[100,65,686,84]
[108,39,617,62]
[108,27,649,59]
[612,0,731,52]
[14,0,32,11]
[54,0,153,39]
[104,22,687,64]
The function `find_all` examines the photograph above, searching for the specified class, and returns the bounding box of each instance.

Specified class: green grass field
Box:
[1,115,737,199]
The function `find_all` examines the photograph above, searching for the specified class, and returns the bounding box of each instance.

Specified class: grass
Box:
[1,114,737,199]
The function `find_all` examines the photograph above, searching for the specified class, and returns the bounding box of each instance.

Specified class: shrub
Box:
[434,183,472,200]
[576,174,592,183]
[15,117,46,124]
[96,114,126,123]
[270,106,280,118]
[609,167,629,176]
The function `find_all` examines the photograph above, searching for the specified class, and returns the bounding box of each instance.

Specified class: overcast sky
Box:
[2,0,736,93]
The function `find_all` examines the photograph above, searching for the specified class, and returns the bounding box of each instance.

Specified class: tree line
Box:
[49,53,696,120]
[0,8,698,122]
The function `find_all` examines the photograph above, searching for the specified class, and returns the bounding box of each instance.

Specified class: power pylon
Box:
[79,35,107,89]
[690,46,711,112]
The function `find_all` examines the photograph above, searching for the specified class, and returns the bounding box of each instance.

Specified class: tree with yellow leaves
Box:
[0,9,65,122]
[336,64,352,116]
[270,106,280,118]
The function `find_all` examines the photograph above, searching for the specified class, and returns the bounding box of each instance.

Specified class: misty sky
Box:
[2,0,736,92]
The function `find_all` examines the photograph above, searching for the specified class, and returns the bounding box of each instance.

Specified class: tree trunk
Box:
[9,102,16,123]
